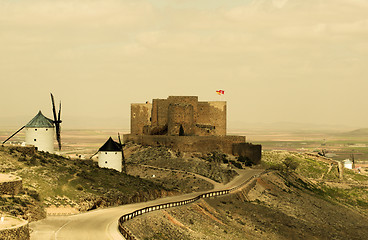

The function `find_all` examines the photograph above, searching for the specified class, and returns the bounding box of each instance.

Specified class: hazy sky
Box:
[1,0,367,129]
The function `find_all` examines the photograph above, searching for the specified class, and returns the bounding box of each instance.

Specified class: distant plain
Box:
[1,127,368,162]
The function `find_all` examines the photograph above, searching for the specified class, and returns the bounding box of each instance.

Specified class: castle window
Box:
[46,129,48,131]
[105,152,107,154]
[115,152,117,154]
[35,129,37,131]
[34,139,37,141]
[105,161,107,164]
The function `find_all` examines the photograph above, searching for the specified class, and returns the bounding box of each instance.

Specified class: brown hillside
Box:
[125,171,368,240]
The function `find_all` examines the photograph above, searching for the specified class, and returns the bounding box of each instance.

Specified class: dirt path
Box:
[139,164,224,190]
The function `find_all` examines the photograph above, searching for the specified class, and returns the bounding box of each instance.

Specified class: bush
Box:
[283,157,299,172]
[266,157,299,173]
[26,156,39,166]
[207,151,228,164]
[229,160,243,169]
[238,156,253,166]
[27,189,41,201]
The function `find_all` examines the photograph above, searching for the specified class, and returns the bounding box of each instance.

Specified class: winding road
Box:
[30,168,263,240]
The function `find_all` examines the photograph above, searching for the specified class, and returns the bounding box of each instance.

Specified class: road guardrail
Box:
[118,172,261,239]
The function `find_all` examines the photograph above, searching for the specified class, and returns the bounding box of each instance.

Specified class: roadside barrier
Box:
[118,172,261,239]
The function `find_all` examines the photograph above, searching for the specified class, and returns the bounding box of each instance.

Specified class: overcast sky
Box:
[1,0,367,130]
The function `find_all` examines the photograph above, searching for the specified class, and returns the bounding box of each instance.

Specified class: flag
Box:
[216,90,225,95]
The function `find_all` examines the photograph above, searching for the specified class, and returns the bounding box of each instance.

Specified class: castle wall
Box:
[167,103,195,136]
[123,134,245,154]
[168,96,198,122]
[196,101,226,136]
[131,103,152,135]
[232,143,262,165]
[151,99,170,128]
[131,96,227,137]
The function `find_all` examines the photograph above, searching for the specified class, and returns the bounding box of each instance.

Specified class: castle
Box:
[123,96,261,163]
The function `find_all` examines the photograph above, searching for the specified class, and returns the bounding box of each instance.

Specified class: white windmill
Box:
[2,93,62,153]
[97,137,123,172]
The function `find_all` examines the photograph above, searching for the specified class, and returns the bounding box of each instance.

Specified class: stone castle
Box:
[123,96,261,163]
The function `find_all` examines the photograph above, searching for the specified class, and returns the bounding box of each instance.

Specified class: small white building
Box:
[343,159,353,169]
[24,111,55,153]
[98,137,122,172]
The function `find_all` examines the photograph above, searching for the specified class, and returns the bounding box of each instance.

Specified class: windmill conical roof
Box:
[25,111,54,128]
[99,137,122,152]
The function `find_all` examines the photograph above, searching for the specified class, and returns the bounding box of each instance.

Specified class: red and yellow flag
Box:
[216,90,225,95]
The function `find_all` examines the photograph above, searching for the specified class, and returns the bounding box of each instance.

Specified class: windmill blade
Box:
[50,93,62,151]
[2,126,25,144]
[56,101,62,150]
[50,93,58,122]
[118,132,127,173]
[56,126,61,151]
[58,101,61,122]
[89,150,99,160]
[118,132,122,145]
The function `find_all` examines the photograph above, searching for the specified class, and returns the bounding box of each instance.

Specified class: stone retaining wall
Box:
[0,175,22,195]
[0,220,29,240]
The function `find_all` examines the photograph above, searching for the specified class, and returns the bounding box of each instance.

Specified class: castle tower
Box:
[98,137,122,172]
[24,111,55,153]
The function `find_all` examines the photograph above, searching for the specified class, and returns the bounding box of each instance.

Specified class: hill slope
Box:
[0,146,176,220]
[125,171,368,240]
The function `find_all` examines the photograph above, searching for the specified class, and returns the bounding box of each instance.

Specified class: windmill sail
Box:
[50,93,62,150]
[2,126,25,145]
[118,132,126,173]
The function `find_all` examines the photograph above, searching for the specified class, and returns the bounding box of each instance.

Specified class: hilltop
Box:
[341,128,368,137]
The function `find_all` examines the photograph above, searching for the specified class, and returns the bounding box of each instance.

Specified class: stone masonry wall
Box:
[0,220,30,240]
[196,101,226,136]
[151,99,169,128]
[232,143,262,165]
[167,103,195,136]
[131,103,152,135]
[123,134,245,154]
[0,177,22,195]
[135,96,226,137]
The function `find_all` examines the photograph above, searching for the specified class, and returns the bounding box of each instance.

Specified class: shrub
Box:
[26,156,39,166]
[27,189,41,201]
[238,156,253,166]
[283,157,299,172]
[229,160,243,169]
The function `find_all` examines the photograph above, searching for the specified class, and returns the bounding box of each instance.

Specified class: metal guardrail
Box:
[117,173,261,239]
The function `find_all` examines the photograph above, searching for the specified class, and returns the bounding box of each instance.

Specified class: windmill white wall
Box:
[24,111,55,153]
[25,127,54,153]
[98,151,122,172]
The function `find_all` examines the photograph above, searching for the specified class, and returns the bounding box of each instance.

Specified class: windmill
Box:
[2,93,62,153]
[97,136,123,172]
[90,133,126,173]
